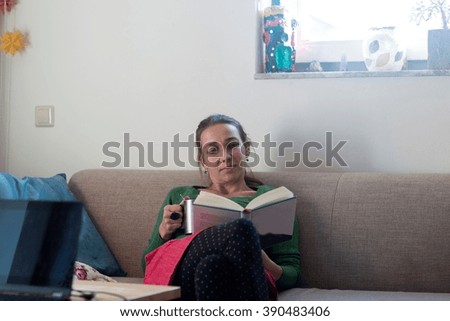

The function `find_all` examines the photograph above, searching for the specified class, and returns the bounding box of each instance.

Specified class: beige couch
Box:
[68,169,450,300]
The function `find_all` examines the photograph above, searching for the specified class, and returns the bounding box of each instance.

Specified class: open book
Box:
[183,186,297,248]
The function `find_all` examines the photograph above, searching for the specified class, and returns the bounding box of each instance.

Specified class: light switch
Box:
[35,106,54,127]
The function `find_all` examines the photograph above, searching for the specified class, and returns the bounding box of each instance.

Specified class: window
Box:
[257,0,450,76]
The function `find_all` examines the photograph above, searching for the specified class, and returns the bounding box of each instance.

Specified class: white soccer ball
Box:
[362,27,406,71]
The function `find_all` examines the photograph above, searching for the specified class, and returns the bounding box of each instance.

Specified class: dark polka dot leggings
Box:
[172,218,270,300]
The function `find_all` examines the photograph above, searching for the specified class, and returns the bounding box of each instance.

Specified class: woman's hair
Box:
[195,114,263,188]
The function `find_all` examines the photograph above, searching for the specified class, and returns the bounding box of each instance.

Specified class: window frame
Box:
[255,0,450,78]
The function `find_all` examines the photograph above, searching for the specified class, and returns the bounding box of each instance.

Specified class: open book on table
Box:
[183,186,297,248]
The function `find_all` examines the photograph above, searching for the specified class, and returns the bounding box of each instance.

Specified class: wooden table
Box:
[72,279,180,301]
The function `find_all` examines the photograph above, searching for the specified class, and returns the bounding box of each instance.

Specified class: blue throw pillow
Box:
[0,172,127,276]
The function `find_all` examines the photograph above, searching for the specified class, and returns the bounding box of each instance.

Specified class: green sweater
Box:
[142,185,301,291]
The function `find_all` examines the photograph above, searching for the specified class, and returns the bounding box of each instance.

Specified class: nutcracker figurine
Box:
[262,0,298,72]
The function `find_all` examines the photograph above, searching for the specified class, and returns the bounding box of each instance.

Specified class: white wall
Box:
[0,19,5,171]
[0,58,6,172]
[3,0,450,178]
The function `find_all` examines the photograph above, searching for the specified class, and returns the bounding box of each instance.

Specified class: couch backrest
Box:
[69,169,450,293]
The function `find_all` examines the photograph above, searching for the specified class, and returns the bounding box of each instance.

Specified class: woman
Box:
[142,114,300,300]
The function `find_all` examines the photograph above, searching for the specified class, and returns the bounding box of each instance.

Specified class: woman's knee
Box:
[231,218,258,234]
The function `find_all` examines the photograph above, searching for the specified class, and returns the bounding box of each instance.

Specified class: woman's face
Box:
[199,123,248,184]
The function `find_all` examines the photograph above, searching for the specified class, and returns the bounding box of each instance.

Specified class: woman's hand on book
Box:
[159,203,184,240]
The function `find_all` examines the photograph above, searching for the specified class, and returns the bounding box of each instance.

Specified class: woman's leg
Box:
[173,218,269,300]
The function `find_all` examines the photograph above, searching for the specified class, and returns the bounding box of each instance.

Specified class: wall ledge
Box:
[255,70,450,79]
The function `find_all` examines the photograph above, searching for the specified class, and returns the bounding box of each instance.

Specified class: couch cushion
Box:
[68,169,206,278]
[278,287,450,301]
[0,172,74,199]
[326,173,450,293]
[0,172,126,277]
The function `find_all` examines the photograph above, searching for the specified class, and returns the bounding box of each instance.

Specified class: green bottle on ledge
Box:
[262,0,297,73]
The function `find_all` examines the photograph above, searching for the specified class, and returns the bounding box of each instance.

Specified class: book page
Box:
[246,186,294,210]
[194,191,244,211]
[191,206,242,233]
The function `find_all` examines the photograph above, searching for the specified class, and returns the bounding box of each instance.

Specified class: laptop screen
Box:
[0,200,82,297]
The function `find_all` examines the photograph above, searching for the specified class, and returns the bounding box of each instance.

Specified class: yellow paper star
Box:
[0,31,27,55]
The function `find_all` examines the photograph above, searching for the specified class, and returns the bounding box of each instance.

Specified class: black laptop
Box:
[0,200,82,300]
